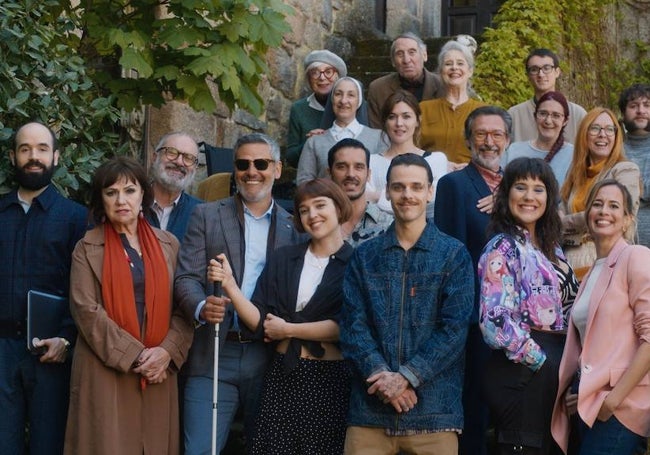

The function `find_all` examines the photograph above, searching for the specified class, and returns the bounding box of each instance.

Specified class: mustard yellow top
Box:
[419,98,486,163]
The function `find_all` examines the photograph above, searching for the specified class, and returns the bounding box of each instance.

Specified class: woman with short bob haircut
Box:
[208,178,354,454]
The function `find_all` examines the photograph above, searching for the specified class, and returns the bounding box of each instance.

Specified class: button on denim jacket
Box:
[341,222,474,433]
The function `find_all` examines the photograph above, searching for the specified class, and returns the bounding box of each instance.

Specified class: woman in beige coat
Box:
[64,157,193,455]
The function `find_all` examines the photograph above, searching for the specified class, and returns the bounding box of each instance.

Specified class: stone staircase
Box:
[347,37,455,91]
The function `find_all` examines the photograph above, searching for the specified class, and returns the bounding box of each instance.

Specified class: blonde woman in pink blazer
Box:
[551,179,650,454]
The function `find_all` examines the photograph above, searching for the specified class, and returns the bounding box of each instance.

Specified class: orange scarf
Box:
[102,220,171,351]
[571,159,607,213]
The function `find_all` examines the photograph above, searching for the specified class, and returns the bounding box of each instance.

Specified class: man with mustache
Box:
[146,132,203,241]
[327,138,391,247]
[341,153,473,454]
[434,106,512,455]
[0,122,87,454]
[619,83,650,247]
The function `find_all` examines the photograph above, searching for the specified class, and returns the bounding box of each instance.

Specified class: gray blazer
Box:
[174,195,304,377]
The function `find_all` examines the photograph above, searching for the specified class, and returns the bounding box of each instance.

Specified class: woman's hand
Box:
[208,254,236,292]
[565,389,578,416]
[306,128,326,138]
[263,313,290,341]
[133,346,171,384]
[477,193,495,214]
[597,393,619,422]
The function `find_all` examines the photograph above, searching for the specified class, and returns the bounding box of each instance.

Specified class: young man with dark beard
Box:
[619,84,650,247]
[0,122,87,454]
[146,132,203,241]
[327,138,392,247]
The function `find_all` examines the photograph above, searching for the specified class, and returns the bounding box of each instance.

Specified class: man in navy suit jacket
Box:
[435,106,512,455]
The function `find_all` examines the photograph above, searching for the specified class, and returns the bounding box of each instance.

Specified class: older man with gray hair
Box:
[146,132,202,241]
[367,32,443,128]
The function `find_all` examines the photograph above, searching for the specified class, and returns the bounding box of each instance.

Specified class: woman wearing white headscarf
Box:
[297,77,387,184]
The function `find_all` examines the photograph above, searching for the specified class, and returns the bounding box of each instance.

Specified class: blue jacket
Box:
[147,191,203,242]
[0,185,87,342]
[434,162,492,323]
[341,221,474,432]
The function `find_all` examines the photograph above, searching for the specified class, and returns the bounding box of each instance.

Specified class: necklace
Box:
[305,248,330,270]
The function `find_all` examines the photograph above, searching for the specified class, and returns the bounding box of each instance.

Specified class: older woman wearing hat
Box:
[286,49,348,167]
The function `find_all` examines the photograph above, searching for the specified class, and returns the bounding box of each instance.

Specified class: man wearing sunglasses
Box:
[175,133,304,454]
[508,48,586,143]
[146,132,203,241]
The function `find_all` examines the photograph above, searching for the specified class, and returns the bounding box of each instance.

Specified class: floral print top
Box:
[478,230,565,371]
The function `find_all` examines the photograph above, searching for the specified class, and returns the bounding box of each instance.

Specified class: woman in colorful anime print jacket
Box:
[479,157,577,455]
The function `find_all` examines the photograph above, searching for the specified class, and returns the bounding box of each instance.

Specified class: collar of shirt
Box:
[152,193,182,213]
[240,200,274,300]
[474,162,503,193]
[331,119,363,141]
[307,93,326,112]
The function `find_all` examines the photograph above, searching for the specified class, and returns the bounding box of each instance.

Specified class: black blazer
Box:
[249,241,354,372]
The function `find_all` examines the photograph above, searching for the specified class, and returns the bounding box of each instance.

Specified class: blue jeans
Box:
[0,338,70,455]
[579,415,646,455]
[184,340,269,455]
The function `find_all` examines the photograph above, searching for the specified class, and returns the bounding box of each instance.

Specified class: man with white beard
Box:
[147,132,203,241]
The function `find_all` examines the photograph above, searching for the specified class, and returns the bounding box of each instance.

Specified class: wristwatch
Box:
[60,337,71,351]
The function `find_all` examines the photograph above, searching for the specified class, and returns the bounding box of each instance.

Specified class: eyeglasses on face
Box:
[536,110,565,121]
[526,64,556,76]
[587,125,617,137]
[157,147,198,166]
[234,158,275,171]
[308,67,337,80]
[473,129,507,142]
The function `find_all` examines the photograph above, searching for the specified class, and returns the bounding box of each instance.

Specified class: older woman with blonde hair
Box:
[419,40,486,167]
[560,107,640,280]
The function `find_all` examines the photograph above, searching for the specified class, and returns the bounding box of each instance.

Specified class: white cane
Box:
[211,277,222,455]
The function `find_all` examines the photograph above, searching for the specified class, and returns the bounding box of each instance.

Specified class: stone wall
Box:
[145,0,440,177]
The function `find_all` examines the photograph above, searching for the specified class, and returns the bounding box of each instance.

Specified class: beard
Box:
[14,160,55,191]
[623,117,650,134]
[150,158,195,193]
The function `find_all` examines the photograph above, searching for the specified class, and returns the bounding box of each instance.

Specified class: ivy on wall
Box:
[472,0,650,112]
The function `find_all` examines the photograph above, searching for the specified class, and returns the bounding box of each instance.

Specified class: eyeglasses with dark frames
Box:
[157,147,198,166]
[526,64,556,76]
[308,67,337,80]
[587,125,617,137]
[234,159,275,171]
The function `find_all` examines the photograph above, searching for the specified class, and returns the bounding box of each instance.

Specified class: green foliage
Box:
[473,0,641,111]
[473,0,564,108]
[68,0,294,115]
[0,0,125,200]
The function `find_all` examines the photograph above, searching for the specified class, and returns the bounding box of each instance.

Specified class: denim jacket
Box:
[341,221,474,433]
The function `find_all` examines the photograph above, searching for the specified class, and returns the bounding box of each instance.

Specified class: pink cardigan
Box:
[551,238,650,453]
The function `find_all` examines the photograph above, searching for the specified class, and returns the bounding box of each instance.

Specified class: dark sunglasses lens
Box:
[234,159,271,171]
[253,159,270,170]
[234,160,249,171]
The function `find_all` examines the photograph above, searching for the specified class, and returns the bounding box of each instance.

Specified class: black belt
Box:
[0,320,25,338]
[224,331,254,343]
